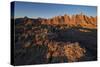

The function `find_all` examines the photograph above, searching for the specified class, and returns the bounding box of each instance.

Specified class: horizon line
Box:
[13,13,97,19]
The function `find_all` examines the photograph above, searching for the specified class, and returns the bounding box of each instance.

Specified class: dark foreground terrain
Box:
[12,17,97,65]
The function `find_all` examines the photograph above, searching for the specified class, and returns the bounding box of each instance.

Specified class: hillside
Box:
[13,14,97,65]
[41,13,97,29]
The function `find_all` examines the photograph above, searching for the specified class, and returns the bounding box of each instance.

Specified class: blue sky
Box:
[13,1,97,18]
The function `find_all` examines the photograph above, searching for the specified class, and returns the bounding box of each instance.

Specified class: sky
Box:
[12,1,97,18]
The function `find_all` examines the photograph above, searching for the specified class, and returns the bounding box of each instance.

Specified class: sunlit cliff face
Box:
[41,14,97,29]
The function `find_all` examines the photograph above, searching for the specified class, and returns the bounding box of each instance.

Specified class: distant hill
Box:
[14,13,97,29]
[40,13,97,29]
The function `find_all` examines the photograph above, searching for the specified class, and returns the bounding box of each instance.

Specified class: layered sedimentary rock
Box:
[41,13,97,29]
